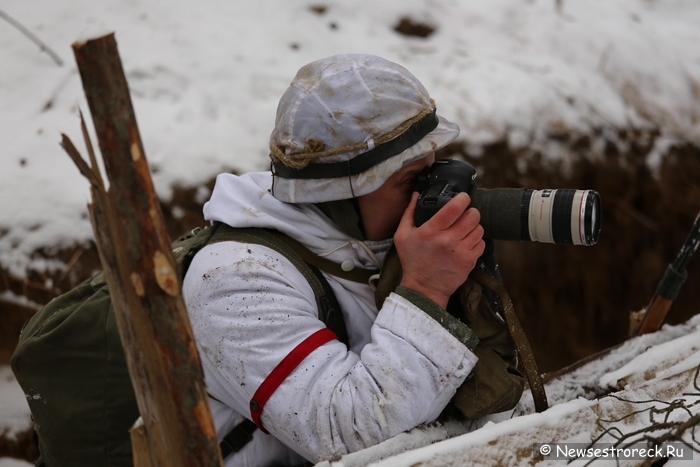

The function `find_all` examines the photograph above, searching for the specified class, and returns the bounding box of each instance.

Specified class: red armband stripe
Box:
[250,327,336,433]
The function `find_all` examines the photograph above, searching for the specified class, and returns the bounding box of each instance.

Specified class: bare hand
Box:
[394,192,485,308]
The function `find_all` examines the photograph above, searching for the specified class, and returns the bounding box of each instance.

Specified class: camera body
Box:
[415,159,477,226]
[415,159,601,246]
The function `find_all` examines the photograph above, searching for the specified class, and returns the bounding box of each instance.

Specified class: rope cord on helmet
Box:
[270,100,437,175]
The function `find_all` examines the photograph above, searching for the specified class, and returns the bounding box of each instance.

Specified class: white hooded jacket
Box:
[183,171,479,466]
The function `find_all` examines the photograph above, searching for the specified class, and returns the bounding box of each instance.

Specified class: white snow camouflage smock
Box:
[183,171,479,466]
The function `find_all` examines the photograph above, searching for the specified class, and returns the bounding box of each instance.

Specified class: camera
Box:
[414,159,601,246]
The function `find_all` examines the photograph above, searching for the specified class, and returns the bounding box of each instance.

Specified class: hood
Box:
[203,171,387,269]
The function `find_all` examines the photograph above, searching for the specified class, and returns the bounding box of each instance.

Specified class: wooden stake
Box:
[67,33,223,467]
[130,421,155,467]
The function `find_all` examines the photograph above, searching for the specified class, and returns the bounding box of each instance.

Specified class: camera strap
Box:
[470,270,549,413]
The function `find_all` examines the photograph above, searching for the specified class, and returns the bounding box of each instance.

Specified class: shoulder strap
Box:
[212,225,378,285]
[269,230,378,285]
[219,418,257,459]
[172,226,221,276]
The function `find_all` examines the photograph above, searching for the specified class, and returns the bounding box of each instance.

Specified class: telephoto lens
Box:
[470,187,601,246]
[415,159,601,246]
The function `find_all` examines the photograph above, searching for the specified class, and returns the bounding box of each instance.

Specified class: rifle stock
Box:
[634,210,700,336]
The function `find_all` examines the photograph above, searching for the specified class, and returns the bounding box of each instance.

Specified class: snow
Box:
[0,366,32,466]
[1,0,700,465]
[320,314,700,466]
[2,0,700,277]
[0,367,31,439]
[0,460,32,467]
[2,317,698,465]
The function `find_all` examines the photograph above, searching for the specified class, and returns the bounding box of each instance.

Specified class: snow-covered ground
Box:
[2,0,700,465]
[0,366,32,467]
[2,316,698,466]
[325,314,700,466]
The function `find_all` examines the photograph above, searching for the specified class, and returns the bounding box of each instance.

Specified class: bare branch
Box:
[0,9,63,66]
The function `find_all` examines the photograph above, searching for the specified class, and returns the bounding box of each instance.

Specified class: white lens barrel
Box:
[527,189,600,246]
[528,189,556,244]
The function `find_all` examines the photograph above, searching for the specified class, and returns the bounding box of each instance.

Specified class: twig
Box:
[60,133,101,188]
[0,8,63,66]
[80,110,104,187]
[580,371,700,464]
[609,197,659,231]
[55,246,87,289]
[686,349,700,395]
[42,69,77,111]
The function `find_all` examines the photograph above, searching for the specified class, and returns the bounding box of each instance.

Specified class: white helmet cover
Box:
[269,54,460,203]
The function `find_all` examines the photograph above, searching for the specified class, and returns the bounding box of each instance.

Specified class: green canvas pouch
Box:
[11,273,139,466]
[374,243,525,420]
